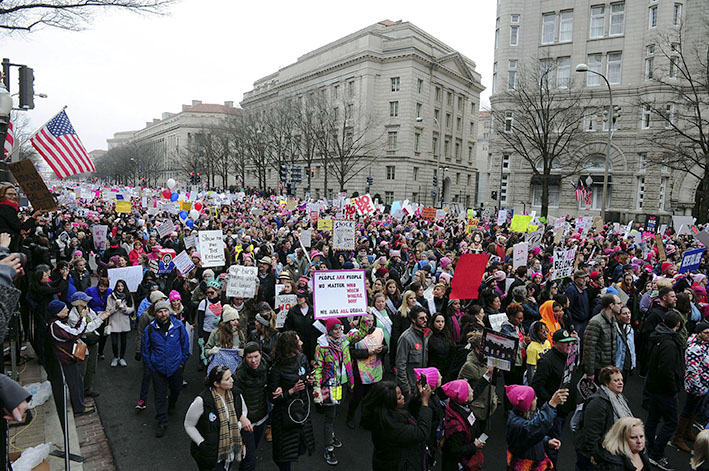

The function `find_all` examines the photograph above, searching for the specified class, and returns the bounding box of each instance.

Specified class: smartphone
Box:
[478,433,488,443]
[419,374,427,387]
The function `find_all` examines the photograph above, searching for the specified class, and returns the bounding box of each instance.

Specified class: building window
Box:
[511,14,520,24]
[387,131,398,150]
[502,153,511,171]
[607,52,622,84]
[610,2,625,36]
[584,111,598,132]
[467,174,472,185]
[389,101,399,117]
[504,112,513,132]
[333,85,340,98]
[432,136,438,158]
[434,108,440,122]
[495,17,500,49]
[641,105,651,129]
[447,92,453,106]
[559,10,573,42]
[590,5,605,38]
[636,177,645,210]
[673,3,682,26]
[386,166,396,180]
[665,103,675,128]
[416,103,422,118]
[541,12,556,44]
[471,102,476,114]
[603,113,618,131]
[455,172,461,185]
[508,59,517,90]
[492,62,497,93]
[446,113,452,129]
[414,133,421,152]
[348,81,355,97]
[417,78,424,93]
[435,87,441,102]
[413,167,419,180]
[669,56,679,79]
[457,96,463,110]
[587,54,602,86]
[659,177,669,210]
[557,57,571,88]
[500,173,509,203]
[581,183,611,210]
[649,5,658,29]
[532,182,560,207]
[455,141,461,160]
[645,56,654,80]
[384,191,394,205]
[391,77,400,92]
[539,58,554,89]
[638,152,647,171]
[444,139,451,158]
[468,145,473,162]
[510,25,519,46]
[456,117,462,132]
[470,122,475,134]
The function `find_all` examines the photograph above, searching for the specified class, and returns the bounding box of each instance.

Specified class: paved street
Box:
[94,353,690,470]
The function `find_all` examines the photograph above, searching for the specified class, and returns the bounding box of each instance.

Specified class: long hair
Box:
[273,330,300,364]
[691,430,709,469]
[217,321,235,349]
[257,310,277,341]
[398,290,416,318]
[113,280,134,307]
[360,381,400,431]
[386,279,401,302]
[428,313,453,343]
[602,416,644,460]
[30,264,51,291]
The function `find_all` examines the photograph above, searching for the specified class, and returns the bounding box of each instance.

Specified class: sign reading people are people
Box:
[312,270,367,319]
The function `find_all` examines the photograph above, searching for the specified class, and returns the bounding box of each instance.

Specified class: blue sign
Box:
[679,247,706,274]
[647,217,656,231]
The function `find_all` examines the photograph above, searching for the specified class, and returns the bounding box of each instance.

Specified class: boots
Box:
[670,416,692,453]
[685,413,699,442]
[265,425,272,442]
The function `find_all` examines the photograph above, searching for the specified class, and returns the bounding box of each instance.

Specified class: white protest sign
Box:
[198,230,226,267]
[552,247,577,280]
[300,229,312,248]
[306,203,320,221]
[658,224,667,235]
[275,293,298,329]
[226,265,258,298]
[673,216,696,235]
[695,231,709,248]
[496,209,507,226]
[489,313,507,332]
[184,235,195,249]
[173,250,195,275]
[312,269,368,319]
[513,241,529,270]
[107,266,144,293]
[157,219,176,239]
[525,226,544,250]
[91,225,108,250]
[332,220,356,251]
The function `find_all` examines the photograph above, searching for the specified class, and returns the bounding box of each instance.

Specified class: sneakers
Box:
[84,390,100,398]
[648,457,674,471]
[324,447,338,466]
[118,358,127,367]
[135,400,147,411]
[331,437,342,448]
[155,425,167,438]
[110,358,119,367]
[75,406,95,416]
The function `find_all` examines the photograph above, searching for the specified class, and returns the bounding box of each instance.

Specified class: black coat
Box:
[256,271,276,307]
[595,448,651,471]
[189,388,243,469]
[427,330,452,379]
[576,388,617,460]
[0,203,21,251]
[531,346,577,416]
[283,304,320,362]
[366,405,433,471]
[646,323,684,395]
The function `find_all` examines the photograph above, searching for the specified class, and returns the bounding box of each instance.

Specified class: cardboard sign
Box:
[318,218,333,231]
[655,233,666,261]
[226,265,258,298]
[107,266,144,292]
[353,194,376,216]
[679,247,706,274]
[513,241,529,270]
[312,269,368,319]
[173,250,195,275]
[510,214,532,232]
[300,229,312,248]
[482,329,519,372]
[695,231,709,248]
[560,339,579,387]
[156,219,176,239]
[91,225,108,250]
[275,293,298,329]
[8,159,57,211]
[420,207,437,220]
[199,230,226,267]
[115,200,131,213]
[496,209,507,226]
[332,220,356,251]
[552,247,577,280]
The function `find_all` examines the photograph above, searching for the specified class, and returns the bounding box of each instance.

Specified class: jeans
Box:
[323,404,338,447]
[645,392,679,460]
[681,393,704,418]
[152,368,184,427]
[139,361,152,403]
[111,332,128,359]
[80,342,98,392]
[547,413,566,467]
[61,362,86,413]
[240,421,266,471]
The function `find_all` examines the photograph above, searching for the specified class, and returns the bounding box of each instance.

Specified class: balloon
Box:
[162,189,171,199]
[185,219,194,229]
[189,209,200,220]
[166,178,176,190]
[194,202,203,211]
[170,192,179,202]
[179,210,188,220]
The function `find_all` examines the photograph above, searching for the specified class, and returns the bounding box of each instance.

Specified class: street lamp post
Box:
[575,63,614,221]
[416,116,443,207]
[0,81,13,182]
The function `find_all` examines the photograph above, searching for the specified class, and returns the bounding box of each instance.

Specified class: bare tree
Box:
[639,18,709,222]
[8,110,39,163]
[294,94,320,192]
[0,0,174,33]
[491,59,587,218]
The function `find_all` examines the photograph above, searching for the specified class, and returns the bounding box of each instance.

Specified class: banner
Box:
[226,265,258,298]
[679,247,705,274]
[8,159,57,211]
[420,207,436,220]
[449,254,489,300]
[115,200,131,213]
[275,293,298,329]
[552,247,577,280]
[91,225,108,250]
[107,266,144,292]
[199,230,226,267]
[482,329,519,372]
[173,250,195,275]
[332,220,356,251]
[312,269,368,319]
[513,241,529,270]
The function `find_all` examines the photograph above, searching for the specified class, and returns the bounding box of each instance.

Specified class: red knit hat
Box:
[661,262,674,274]
[325,318,342,333]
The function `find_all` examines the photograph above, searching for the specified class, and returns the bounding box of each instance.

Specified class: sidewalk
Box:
[7,346,116,471]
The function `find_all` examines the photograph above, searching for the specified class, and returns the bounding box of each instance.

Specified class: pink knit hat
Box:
[439,257,452,269]
[168,290,181,302]
[505,384,536,412]
[441,380,471,405]
[414,367,441,388]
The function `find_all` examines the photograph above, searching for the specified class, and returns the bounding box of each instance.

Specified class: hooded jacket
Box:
[539,300,561,344]
[583,309,617,376]
[141,316,190,376]
[458,349,498,421]
[395,325,431,395]
[646,323,684,395]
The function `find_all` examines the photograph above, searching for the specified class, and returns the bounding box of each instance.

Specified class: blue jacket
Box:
[85,285,112,312]
[136,297,151,320]
[506,402,556,462]
[141,316,190,377]
[565,284,590,323]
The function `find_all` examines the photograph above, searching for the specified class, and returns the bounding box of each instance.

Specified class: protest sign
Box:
[199,230,226,267]
[318,218,333,231]
[91,225,108,250]
[184,234,195,249]
[552,247,577,280]
[496,209,507,226]
[673,216,696,235]
[312,270,367,319]
[353,194,376,215]
[420,207,437,220]
[300,229,312,248]
[343,204,357,219]
[275,293,298,329]
[107,266,143,292]
[173,250,195,275]
[525,226,544,250]
[156,219,176,239]
[332,220,356,251]
[307,203,320,221]
[226,265,258,298]
[560,339,579,387]
[655,233,666,261]
[488,313,506,332]
[115,200,131,213]
[510,214,532,232]
[647,216,656,232]
[449,254,489,300]
[8,159,57,211]
[695,231,709,248]
[679,247,706,274]
[482,329,519,372]
[157,248,176,274]
[513,241,529,270]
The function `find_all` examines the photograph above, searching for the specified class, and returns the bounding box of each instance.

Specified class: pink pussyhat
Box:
[505,384,535,412]
[414,367,441,388]
[441,379,471,405]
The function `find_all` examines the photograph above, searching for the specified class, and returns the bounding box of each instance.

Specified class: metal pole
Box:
[435,118,442,208]
[584,71,613,221]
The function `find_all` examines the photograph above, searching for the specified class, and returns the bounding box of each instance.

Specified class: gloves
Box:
[135,353,141,362]
[313,386,323,405]
[206,347,220,356]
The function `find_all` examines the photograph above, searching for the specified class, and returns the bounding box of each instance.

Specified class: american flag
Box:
[3,121,14,160]
[30,110,94,179]
[572,183,585,202]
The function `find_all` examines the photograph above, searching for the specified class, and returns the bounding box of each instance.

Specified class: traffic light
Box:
[366,176,373,186]
[491,190,498,200]
[189,172,195,184]
[291,165,302,183]
[18,66,34,109]
[280,164,288,183]
[433,175,438,187]
[196,173,201,183]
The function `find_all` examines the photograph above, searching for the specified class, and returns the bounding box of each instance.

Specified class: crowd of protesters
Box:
[2,179,709,471]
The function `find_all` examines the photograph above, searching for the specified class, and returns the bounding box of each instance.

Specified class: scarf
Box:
[328,334,346,354]
[112,290,127,301]
[0,200,18,211]
[210,388,242,463]
[600,385,632,421]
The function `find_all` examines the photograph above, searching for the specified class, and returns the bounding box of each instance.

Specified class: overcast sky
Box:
[4,0,496,152]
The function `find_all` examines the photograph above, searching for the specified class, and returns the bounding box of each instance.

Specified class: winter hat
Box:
[661,262,674,274]
[154,300,170,312]
[441,380,472,405]
[414,367,441,388]
[325,318,342,334]
[694,321,709,334]
[342,261,355,269]
[390,250,401,258]
[605,286,619,295]
[589,271,601,282]
[70,291,91,306]
[439,272,452,285]
[206,279,222,290]
[505,384,536,412]
[691,274,707,285]
[221,305,239,323]
[377,256,387,265]
[150,290,167,304]
[48,300,67,317]
[168,290,182,302]
[493,270,506,282]
[439,257,452,269]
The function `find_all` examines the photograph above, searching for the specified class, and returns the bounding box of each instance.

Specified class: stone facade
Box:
[488,0,703,222]
[240,20,485,206]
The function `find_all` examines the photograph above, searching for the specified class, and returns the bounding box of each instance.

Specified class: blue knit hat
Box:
[48,300,67,317]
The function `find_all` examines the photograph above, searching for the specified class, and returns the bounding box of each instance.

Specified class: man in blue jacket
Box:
[142,299,190,438]
[565,270,590,341]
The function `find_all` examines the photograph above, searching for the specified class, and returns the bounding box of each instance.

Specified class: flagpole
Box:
[3,105,68,162]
